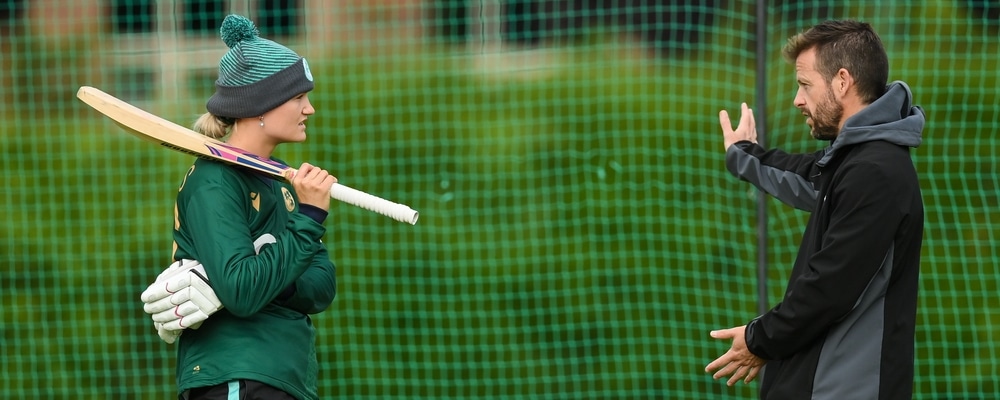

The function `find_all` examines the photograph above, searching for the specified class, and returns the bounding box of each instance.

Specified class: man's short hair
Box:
[782,20,889,104]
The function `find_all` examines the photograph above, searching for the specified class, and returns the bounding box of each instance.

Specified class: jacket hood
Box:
[817,80,924,166]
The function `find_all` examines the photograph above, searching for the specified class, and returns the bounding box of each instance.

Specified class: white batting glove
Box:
[154,321,181,344]
[140,259,224,343]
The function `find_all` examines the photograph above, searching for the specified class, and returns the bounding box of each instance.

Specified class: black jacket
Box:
[726,81,925,399]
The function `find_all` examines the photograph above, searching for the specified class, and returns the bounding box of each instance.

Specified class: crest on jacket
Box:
[281,187,295,212]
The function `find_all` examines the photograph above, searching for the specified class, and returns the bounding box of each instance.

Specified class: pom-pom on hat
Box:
[206,14,314,119]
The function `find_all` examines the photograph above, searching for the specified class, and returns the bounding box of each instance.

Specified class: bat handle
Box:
[329,183,419,225]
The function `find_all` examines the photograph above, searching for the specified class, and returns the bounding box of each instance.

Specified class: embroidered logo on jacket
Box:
[250,192,261,212]
[281,187,296,212]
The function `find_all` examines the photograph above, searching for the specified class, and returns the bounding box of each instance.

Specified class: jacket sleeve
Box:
[276,246,337,315]
[725,141,821,211]
[745,160,904,360]
[180,184,328,317]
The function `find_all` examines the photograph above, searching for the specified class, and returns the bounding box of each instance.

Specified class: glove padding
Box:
[140,259,223,343]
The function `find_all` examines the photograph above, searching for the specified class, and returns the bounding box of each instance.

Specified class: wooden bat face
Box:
[76,86,292,180]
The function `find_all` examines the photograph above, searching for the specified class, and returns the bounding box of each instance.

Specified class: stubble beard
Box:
[808,89,844,141]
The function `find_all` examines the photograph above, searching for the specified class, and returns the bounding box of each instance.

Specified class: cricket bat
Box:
[76,86,419,225]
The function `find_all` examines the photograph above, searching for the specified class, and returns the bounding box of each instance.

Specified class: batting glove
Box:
[153,321,181,344]
[140,259,224,343]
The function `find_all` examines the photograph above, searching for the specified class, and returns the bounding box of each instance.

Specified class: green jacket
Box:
[171,158,336,400]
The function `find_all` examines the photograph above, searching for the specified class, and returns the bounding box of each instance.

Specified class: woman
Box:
[169,14,337,400]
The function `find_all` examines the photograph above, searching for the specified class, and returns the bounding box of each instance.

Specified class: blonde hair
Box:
[192,113,235,139]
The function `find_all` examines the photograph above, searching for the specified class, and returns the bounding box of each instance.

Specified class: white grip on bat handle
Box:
[329,183,419,225]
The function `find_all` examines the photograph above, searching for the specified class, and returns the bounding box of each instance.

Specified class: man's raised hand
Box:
[720,102,758,150]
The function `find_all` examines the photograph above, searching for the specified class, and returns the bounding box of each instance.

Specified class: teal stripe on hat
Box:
[217,37,301,86]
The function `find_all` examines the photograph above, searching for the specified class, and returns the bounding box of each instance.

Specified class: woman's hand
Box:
[291,163,337,211]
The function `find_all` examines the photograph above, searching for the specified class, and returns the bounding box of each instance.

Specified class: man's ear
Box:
[834,68,853,98]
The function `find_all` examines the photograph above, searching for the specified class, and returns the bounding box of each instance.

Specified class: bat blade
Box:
[76,86,292,179]
[76,86,419,224]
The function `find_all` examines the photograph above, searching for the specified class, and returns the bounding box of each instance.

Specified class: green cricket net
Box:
[1,1,997,398]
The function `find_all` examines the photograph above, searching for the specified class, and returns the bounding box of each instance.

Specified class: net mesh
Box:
[2,1,997,398]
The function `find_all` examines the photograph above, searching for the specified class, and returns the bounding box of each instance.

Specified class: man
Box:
[704,20,925,399]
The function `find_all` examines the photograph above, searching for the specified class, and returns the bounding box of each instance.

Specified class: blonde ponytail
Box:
[192,113,234,139]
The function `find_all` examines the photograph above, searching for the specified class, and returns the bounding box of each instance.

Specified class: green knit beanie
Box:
[206,14,314,119]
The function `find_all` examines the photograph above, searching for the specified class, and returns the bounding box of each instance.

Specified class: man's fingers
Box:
[739,103,751,130]
[705,352,731,373]
[705,329,737,372]
[712,362,758,386]
[744,105,757,143]
[709,328,737,339]
[705,360,719,373]
[719,110,733,134]
[713,362,761,385]
[726,366,746,386]
[712,360,740,380]
[707,324,763,386]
